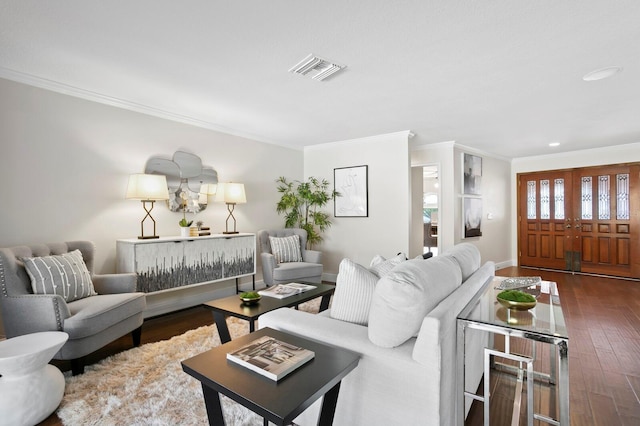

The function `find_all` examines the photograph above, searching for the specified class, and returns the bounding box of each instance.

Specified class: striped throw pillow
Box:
[23,249,97,302]
[269,235,303,263]
[330,258,379,325]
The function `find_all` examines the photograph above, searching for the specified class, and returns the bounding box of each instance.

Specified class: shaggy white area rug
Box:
[57,300,320,425]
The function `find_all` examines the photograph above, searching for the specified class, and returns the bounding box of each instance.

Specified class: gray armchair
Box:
[0,241,146,375]
[258,229,323,286]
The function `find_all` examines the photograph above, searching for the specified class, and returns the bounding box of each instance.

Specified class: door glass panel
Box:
[540,179,550,219]
[581,177,593,220]
[598,175,610,220]
[617,173,630,220]
[554,179,565,220]
[527,180,536,219]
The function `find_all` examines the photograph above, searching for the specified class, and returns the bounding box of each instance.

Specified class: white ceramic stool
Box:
[0,331,69,426]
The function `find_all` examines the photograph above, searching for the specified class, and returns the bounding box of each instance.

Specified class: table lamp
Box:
[215,182,246,234]
[126,173,169,239]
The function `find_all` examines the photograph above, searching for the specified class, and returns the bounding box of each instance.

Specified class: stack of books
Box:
[226,335,315,381]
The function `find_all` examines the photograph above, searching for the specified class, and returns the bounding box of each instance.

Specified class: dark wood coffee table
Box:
[182,327,359,426]
[203,283,335,343]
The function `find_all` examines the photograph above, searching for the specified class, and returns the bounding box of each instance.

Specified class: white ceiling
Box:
[1,1,639,158]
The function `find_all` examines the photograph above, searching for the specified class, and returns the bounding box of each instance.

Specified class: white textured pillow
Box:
[269,235,303,263]
[330,258,379,325]
[368,256,462,348]
[23,249,97,302]
[369,253,406,277]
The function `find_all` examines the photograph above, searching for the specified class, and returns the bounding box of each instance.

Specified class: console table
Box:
[456,276,569,425]
[117,233,256,317]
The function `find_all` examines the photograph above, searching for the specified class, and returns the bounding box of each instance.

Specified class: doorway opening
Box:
[423,165,439,256]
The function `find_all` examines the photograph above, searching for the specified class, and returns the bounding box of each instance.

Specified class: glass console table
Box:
[456,277,569,425]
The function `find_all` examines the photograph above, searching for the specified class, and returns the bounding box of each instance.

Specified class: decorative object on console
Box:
[179,190,194,237]
[126,173,169,239]
[334,165,368,218]
[275,176,339,249]
[144,150,218,213]
[215,182,246,234]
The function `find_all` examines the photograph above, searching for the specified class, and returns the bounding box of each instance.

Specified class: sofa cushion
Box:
[444,243,481,281]
[330,258,379,325]
[368,256,462,348]
[272,261,323,282]
[369,253,406,277]
[23,249,97,302]
[269,235,303,263]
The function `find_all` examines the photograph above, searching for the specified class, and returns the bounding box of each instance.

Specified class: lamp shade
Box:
[214,182,246,204]
[126,174,169,200]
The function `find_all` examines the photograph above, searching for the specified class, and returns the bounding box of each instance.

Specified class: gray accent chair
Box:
[257,229,323,286]
[0,241,146,375]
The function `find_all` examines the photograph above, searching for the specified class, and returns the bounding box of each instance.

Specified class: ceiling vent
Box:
[289,54,346,81]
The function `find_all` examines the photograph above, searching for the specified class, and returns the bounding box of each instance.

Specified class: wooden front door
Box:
[518,164,640,278]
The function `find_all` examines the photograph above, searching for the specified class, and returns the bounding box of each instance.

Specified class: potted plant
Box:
[275,176,340,249]
[179,192,193,237]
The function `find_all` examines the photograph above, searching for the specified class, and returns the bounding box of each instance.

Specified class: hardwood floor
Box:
[39,267,640,425]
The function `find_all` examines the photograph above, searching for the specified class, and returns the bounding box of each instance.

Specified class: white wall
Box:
[411,142,512,267]
[304,132,411,277]
[0,77,303,289]
[510,142,640,262]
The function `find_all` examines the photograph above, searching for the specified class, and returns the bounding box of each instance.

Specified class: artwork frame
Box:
[334,165,368,217]
[463,196,483,238]
[463,153,482,195]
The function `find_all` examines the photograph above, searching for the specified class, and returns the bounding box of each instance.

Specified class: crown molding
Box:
[0,67,303,150]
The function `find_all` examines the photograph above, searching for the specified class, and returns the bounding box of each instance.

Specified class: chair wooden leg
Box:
[71,358,85,376]
[132,326,142,347]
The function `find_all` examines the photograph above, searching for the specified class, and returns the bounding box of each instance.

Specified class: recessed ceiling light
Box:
[549,142,560,147]
[582,66,623,81]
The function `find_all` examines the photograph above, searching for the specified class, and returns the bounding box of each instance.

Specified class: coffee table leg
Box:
[317,381,341,426]
[201,384,225,425]
[319,294,331,312]
[213,311,232,344]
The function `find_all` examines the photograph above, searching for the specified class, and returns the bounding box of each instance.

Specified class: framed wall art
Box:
[334,165,368,217]
[463,196,483,238]
[463,153,482,195]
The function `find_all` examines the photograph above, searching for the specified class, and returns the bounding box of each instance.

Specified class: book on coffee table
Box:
[226,335,315,381]
[258,282,316,299]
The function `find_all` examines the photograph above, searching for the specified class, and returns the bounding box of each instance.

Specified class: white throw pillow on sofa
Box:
[368,255,462,348]
[369,252,406,277]
[330,258,380,326]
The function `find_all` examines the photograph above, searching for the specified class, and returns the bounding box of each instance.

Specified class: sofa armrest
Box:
[303,249,322,264]
[260,308,415,364]
[0,294,70,336]
[260,252,277,285]
[92,273,137,294]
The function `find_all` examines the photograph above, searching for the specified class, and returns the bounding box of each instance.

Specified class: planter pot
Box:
[180,226,190,237]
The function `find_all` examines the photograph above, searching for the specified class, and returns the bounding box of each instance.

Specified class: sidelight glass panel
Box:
[554,179,565,220]
[617,173,630,220]
[598,176,610,220]
[540,180,550,219]
[581,177,592,220]
[527,180,536,219]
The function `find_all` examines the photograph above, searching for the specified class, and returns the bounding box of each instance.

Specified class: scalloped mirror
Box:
[145,151,218,213]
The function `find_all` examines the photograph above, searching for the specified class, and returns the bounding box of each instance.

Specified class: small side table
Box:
[182,327,359,426]
[0,331,69,426]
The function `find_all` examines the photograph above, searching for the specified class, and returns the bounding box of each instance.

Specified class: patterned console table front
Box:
[116,234,256,293]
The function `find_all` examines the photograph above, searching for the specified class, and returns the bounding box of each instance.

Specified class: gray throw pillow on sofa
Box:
[368,255,462,348]
[23,249,97,302]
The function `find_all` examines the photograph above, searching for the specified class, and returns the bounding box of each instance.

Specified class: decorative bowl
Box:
[239,293,261,306]
[496,290,537,310]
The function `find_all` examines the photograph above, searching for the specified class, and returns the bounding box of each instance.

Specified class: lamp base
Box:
[222,231,239,235]
[138,235,160,239]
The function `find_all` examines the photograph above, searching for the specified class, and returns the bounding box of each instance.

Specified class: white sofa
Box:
[259,243,494,426]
